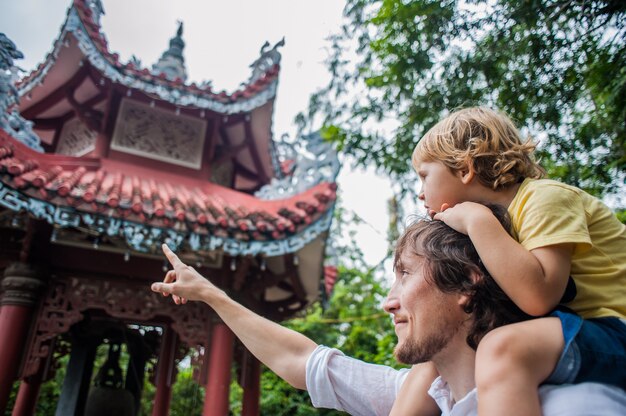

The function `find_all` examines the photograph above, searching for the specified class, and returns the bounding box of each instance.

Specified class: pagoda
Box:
[0,1,339,415]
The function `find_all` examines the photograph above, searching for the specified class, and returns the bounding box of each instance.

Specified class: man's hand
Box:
[433,202,494,235]
[150,246,317,391]
[151,244,219,304]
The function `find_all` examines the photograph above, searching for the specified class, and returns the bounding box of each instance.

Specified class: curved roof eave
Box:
[16,4,281,115]
[0,129,337,257]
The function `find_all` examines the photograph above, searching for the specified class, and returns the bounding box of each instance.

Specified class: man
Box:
[151,211,626,415]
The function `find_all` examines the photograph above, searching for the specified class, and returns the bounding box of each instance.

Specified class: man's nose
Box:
[383,297,399,314]
[383,285,400,313]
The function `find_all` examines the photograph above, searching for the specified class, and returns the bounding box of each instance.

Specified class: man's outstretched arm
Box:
[151,244,317,390]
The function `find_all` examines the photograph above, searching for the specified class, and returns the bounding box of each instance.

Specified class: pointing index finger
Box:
[162,244,184,269]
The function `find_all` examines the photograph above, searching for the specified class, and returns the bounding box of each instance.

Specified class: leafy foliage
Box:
[4,354,69,416]
[304,0,626,199]
[168,367,204,416]
[233,198,400,414]
[249,263,397,415]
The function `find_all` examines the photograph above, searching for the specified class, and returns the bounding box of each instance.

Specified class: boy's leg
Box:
[390,361,440,416]
[475,317,563,416]
[563,316,626,388]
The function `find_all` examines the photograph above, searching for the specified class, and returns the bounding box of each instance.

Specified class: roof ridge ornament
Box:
[86,0,105,27]
[152,20,187,82]
[256,132,340,200]
[0,34,43,152]
[19,7,281,114]
[248,38,285,84]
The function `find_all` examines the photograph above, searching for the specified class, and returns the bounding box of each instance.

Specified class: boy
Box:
[391,107,626,416]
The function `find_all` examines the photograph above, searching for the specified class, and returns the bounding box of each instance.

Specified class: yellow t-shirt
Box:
[508,178,626,319]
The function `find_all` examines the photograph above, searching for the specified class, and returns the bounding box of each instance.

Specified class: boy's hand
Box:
[151,244,217,304]
[433,202,494,235]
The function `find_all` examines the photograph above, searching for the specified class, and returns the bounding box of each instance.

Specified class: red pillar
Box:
[0,264,45,414]
[152,326,178,416]
[241,354,261,416]
[203,323,234,416]
[12,359,46,416]
[0,306,34,413]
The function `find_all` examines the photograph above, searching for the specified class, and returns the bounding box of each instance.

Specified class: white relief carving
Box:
[56,118,97,156]
[110,98,207,169]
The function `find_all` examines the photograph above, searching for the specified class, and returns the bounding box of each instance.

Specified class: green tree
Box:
[244,198,400,414]
[247,263,397,415]
[303,0,625,199]
[169,367,204,416]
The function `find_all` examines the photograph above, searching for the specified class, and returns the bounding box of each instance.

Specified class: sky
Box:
[1,0,398,266]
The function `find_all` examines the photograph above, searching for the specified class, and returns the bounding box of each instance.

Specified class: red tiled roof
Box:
[16,0,280,106]
[0,130,336,241]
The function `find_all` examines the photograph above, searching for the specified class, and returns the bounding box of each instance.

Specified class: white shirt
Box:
[306,345,626,416]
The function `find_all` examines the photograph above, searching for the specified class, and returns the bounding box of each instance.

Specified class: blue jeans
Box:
[547,309,626,389]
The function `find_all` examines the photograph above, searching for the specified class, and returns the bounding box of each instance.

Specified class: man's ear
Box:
[457,293,472,310]
[458,164,475,185]
[458,269,483,309]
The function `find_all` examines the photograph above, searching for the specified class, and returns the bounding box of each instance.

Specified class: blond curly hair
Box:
[412,107,544,190]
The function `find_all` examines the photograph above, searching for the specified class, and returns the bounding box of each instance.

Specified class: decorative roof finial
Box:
[0,33,22,115]
[0,33,43,152]
[248,38,285,84]
[256,131,340,200]
[86,0,105,26]
[152,20,187,82]
[0,33,23,71]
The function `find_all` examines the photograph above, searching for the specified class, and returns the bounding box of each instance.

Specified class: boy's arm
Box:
[151,244,317,389]
[389,363,441,416]
[435,202,573,316]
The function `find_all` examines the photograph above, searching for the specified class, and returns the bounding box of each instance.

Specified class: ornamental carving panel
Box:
[111,98,207,169]
[21,282,80,378]
[56,118,97,156]
[22,276,213,379]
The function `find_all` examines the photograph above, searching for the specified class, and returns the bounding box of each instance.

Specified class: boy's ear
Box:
[459,164,475,185]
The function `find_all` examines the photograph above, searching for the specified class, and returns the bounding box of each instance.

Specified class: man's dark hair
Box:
[394,204,530,349]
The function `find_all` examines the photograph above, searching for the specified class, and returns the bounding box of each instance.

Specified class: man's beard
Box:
[394,317,462,364]
[394,334,449,364]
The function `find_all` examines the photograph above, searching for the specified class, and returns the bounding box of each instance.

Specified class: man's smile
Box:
[393,316,408,330]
